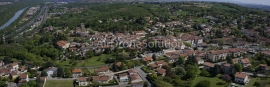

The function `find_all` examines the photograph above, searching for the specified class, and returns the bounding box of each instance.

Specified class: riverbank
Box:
[0,7,28,30]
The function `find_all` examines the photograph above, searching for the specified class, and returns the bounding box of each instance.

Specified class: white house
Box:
[196,57,204,65]
[119,73,129,82]
[72,68,82,78]
[234,72,249,84]
[10,62,19,70]
[44,67,58,77]
[78,77,88,86]
[19,74,29,83]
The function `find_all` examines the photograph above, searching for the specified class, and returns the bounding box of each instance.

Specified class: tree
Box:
[184,64,198,80]
[40,71,48,77]
[195,80,211,87]
[174,67,186,78]
[178,56,185,65]
[226,57,233,64]
[64,68,72,78]
[143,81,149,87]
[222,74,231,82]
[3,56,11,65]
[212,64,220,76]
[234,63,242,72]
[200,68,210,76]
[253,72,257,77]
[85,50,94,58]
[185,55,197,65]
[21,59,26,65]
[57,67,64,77]
[152,54,156,61]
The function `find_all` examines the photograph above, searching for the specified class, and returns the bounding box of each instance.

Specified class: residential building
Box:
[72,68,82,78]
[223,63,232,74]
[94,66,109,74]
[19,74,29,83]
[196,57,204,65]
[0,61,4,67]
[157,68,166,76]
[234,72,249,84]
[204,62,215,71]
[227,48,246,58]
[261,51,270,57]
[207,50,228,62]
[39,77,46,87]
[78,77,88,86]
[92,76,110,83]
[56,40,70,49]
[10,62,19,70]
[44,67,58,77]
[130,73,143,83]
[240,58,251,68]
[258,64,270,72]
[119,73,129,82]
[142,56,153,64]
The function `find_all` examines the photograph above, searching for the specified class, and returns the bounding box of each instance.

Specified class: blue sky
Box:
[231,0,270,5]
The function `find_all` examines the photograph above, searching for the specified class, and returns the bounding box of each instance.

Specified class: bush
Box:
[216,82,226,85]
[253,81,260,86]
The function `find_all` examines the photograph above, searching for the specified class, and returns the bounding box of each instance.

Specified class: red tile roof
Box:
[204,62,215,68]
[11,62,18,66]
[235,72,247,79]
[78,77,87,81]
[119,73,128,77]
[94,66,109,73]
[240,58,250,63]
[72,68,82,73]
[20,74,27,79]
[92,76,109,81]
[157,68,166,75]
[57,40,68,47]
[142,56,152,62]
[116,62,122,67]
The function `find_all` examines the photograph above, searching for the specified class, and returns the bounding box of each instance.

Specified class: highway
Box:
[4,4,48,38]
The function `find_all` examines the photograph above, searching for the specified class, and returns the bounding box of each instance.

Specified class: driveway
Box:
[134,66,153,87]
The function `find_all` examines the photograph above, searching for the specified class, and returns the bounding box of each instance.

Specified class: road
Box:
[243,72,269,77]
[134,66,154,87]
[5,4,48,38]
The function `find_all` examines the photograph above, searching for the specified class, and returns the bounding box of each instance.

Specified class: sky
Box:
[230,0,270,5]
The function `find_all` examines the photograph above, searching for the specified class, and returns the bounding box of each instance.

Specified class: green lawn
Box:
[192,75,227,87]
[177,11,189,15]
[247,77,270,87]
[195,18,208,23]
[59,54,113,67]
[212,4,236,10]
[45,80,74,87]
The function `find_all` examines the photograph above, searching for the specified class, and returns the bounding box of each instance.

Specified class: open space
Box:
[192,75,228,87]
[212,4,236,10]
[59,54,114,67]
[247,77,270,87]
[45,80,74,87]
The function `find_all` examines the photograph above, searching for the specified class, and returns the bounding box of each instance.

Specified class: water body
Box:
[0,7,28,30]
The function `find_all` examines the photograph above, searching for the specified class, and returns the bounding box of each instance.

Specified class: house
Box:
[178,33,203,46]
[44,67,58,77]
[94,66,110,74]
[207,50,228,62]
[223,63,232,74]
[142,56,153,64]
[258,64,270,72]
[0,68,9,77]
[56,40,70,49]
[234,72,249,84]
[0,61,4,67]
[92,76,110,83]
[72,68,82,78]
[19,66,27,73]
[165,53,180,63]
[204,62,215,71]
[240,58,251,68]
[78,77,88,86]
[232,59,239,64]
[241,29,259,37]
[10,62,19,70]
[196,57,204,65]
[119,73,129,82]
[261,51,270,57]
[19,74,29,83]
[157,68,166,76]
[128,69,137,75]
[130,73,143,83]
[116,62,122,67]
[227,48,246,58]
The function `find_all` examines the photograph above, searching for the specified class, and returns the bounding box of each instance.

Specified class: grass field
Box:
[195,18,208,23]
[247,77,270,87]
[212,4,236,10]
[45,80,74,87]
[59,54,113,67]
[192,75,227,87]
[177,11,189,15]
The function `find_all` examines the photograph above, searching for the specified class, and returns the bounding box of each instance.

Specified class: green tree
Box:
[212,64,220,76]
[57,67,64,77]
[3,56,11,65]
[226,57,233,64]
[195,80,211,87]
[234,63,242,72]
[200,68,210,76]
[178,56,185,65]
[85,50,94,58]
[143,81,149,87]
[184,64,198,80]
[174,67,186,78]
[40,71,48,77]
[152,54,156,61]
[64,68,72,78]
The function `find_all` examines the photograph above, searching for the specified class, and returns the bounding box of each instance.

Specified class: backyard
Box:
[192,75,228,87]
[58,54,114,67]
[45,80,74,87]
[247,77,270,87]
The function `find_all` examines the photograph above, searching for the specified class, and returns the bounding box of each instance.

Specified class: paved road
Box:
[134,66,153,87]
[243,72,269,77]
[5,5,48,38]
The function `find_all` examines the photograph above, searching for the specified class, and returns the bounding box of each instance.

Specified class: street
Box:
[134,66,154,87]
